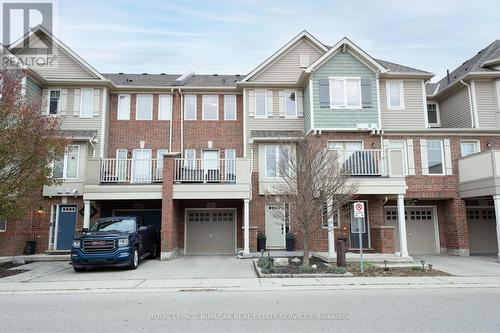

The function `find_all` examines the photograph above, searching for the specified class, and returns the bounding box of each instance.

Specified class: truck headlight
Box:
[72,240,81,248]
[118,238,129,247]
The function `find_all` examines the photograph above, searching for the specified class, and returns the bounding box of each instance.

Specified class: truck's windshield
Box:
[90,219,136,232]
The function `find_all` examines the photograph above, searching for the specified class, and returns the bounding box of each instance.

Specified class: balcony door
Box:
[132,149,152,183]
[202,150,219,182]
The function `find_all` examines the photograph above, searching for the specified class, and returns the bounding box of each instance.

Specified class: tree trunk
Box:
[302,236,310,267]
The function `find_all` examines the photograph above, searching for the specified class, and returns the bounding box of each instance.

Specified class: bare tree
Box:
[272,135,358,267]
[0,68,67,220]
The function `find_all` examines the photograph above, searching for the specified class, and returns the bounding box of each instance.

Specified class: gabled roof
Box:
[239,30,328,83]
[433,40,500,96]
[103,73,242,88]
[9,25,106,80]
[425,82,440,97]
[375,58,432,75]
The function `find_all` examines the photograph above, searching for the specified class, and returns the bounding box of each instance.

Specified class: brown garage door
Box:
[185,210,236,254]
[467,208,498,255]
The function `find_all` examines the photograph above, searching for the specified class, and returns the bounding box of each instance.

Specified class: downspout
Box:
[89,133,97,158]
[460,80,476,128]
[169,88,173,152]
[179,88,184,156]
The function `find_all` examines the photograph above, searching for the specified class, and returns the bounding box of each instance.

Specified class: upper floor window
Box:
[329,77,361,109]
[461,140,480,157]
[426,140,444,175]
[284,90,297,118]
[0,219,5,232]
[327,141,362,150]
[184,149,196,169]
[224,95,237,120]
[387,81,405,109]
[255,89,267,118]
[48,90,61,115]
[202,95,219,120]
[158,95,172,120]
[52,145,80,179]
[265,145,291,178]
[136,94,153,120]
[427,103,440,127]
[184,95,197,120]
[117,94,131,120]
[80,88,94,118]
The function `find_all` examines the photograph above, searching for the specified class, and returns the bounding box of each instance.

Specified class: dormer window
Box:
[427,102,440,127]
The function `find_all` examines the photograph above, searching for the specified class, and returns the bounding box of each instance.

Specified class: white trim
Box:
[421,80,429,127]
[224,95,237,120]
[376,77,382,129]
[254,89,268,118]
[79,88,94,118]
[470,80,480,128]
[184,208,238,255]
[386,80,405,110]
[47,88,62,115]
[308,78,315,131]
[425,139,446,176]
[135,94,153,120]
[54,205,60,250]
[0,219,6,232]
[100,87,108,158]
[202,95,219,121]
[329,76,362,109]
[243,89,247,158]
[117,94,131,120]
[158,94,172,120]
[426,101,441,128]
[184,94,197,120]
[283,89,298,118]
[53,144,80,180]
[48,204,56,249]
[460,139,481,157]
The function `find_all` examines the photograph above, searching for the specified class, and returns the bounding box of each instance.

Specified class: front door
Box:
[349,202,369,249]
[56,205,77,250]
[202,150,219,182]
[132,149,152,183]
[265,204,286,249]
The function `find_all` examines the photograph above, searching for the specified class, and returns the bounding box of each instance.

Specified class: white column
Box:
[327,221,336,258]
[83,200,91,229]
[397,194,409,257]
[243,199,250,255]
[493,195,500,262]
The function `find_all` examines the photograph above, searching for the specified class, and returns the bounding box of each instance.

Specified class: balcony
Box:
[458,150,500,198]
[100,158,163,183]
[173,158,236,183]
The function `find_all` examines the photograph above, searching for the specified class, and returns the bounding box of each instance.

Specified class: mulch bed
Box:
[346,263,450,277]
[0,263,28,278]
[266,257,335,274]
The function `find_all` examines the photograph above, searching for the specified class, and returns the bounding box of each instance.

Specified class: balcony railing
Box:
[100,158,163,183]
[173,158,236,183]
[336,149,388,176]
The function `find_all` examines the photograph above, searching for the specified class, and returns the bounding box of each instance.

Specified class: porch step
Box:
[348,248,375,254]
[44,250,71,255]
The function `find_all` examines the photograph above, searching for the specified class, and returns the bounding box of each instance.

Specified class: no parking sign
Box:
[354,202,365,218]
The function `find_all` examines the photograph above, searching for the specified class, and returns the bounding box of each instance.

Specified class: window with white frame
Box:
[116,149,128,181]
[184,95,197,120]
[255,89,267,117]
[202,95,219,120]
[184,149,196,169]
[426,140,444,175]
[136,94,153,120]
[0,219,6,232]
[52,145,80,179]
[225,149,236,180]
[158,95,172,120]
[265,145,291,178]
[387,81,404,109]
[327,141,363,150]
[388,140,408,175]
[284,90,297,117]
[427,103,440,127]
[80,88,94,118]
[329,77,361,109]
[117,94,131,120]
[224,95,237,120]
[156,148,169,177]
[461,140,480,157]
[48,90,61,115]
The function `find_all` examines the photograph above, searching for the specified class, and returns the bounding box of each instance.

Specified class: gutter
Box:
[460,80,476,128]
[179,88,184,156]
[169,88,173,152]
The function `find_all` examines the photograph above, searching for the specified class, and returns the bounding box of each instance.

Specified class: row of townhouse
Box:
[1,27,499,260]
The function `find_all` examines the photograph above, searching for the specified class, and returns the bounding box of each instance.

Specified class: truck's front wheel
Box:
[73,267,86,272]
[128,248,139,270]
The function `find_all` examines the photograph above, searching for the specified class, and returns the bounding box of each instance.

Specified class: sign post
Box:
[353,202,365,274]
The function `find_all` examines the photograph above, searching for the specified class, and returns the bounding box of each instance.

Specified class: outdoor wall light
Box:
[37,207,44,214]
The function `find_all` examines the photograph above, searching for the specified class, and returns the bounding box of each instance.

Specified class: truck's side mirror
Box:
[82,228,89,233]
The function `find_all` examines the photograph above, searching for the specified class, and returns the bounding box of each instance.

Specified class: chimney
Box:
[447,70,450,83]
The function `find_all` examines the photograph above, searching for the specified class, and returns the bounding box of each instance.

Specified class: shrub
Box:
[327,266,348,274]
[411,266,424,272]
[257,257,272,269]
[298,266,314,274]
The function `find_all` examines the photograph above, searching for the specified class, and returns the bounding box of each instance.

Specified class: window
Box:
[284,90,297,118]
[48,90,61,115]
[387,81,404,109]
[329,77,361,109]
[461,140,480,157]
[225,149,236,181]
[255,89,267,117]
[136,94,153,120]
[156,148,169,178]
[202,95,219,120]
[265,145,290,178]
[158,95,172,120]
[52,145,80,179]
[427,103,440,127]
[388,140,408,175]
[116,149,128,181]
[184,95,197,120]
[0,220,6,232]
[426,140,444,175]
[80,88,94,118]
[224,95,237,120]
[117,94,131,120]
[185,149,196,169]
[327,141,363,150]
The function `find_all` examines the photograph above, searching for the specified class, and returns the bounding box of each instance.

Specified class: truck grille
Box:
[82,239,116,252]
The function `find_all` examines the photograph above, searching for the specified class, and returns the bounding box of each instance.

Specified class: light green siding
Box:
[312,52,379,129]
[26,76,42,102]
[303,81,311,133]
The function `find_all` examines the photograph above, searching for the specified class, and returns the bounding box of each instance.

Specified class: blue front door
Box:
[56,205,77,250]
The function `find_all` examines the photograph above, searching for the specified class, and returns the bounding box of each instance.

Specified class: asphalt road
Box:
[1,287,499,332]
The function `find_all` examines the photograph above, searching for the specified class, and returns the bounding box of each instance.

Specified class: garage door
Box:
[385,207,439,255]
[467,208,498,255]
[185,210,236,255]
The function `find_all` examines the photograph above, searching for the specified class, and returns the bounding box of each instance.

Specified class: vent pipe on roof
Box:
[446,70,450,84]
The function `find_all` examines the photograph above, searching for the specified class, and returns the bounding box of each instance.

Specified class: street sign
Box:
[354,202,365,218]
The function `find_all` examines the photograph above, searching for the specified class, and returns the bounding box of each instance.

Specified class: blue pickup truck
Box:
[71,216,159,272]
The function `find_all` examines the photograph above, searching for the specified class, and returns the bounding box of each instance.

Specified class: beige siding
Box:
[380,79,427,130]
[251,39,323,82]
[439,86,471,128]
[474,80,497,128]
[16,34,97,80]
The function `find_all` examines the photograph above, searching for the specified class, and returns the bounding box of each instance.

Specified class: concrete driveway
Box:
[414,255,500,277]
[0,255,256,282]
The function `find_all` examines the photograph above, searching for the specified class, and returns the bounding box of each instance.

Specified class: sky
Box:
[21,0,500,82]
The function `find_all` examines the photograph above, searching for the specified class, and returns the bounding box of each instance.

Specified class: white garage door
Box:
[185,210,236,255]
[385,207,439,255]
[467,208,498,255]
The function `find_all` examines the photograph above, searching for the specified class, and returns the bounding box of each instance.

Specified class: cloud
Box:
[64,23,203,36]
[157,2,257,24]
